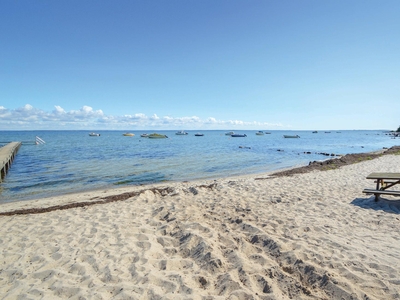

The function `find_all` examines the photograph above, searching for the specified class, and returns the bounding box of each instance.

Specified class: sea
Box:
[0,130,398,204]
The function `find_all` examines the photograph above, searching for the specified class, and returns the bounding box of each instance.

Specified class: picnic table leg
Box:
[376,179,381,190]
[373,180,380,201]
[373,193,379,202]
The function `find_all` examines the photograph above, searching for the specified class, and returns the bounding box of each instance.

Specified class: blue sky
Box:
[1,0,399,130]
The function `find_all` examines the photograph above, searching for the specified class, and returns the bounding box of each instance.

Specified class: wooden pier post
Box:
[0,142,22,182]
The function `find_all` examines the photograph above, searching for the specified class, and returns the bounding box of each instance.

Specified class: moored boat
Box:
[123,133,134,136]
[148,133,168,139]
[194,133,204,136]
[176,131,188,135]
[283,135,300,138]
[89,132,100,136]
[225,131,235,135]
[256,131,264,135]
[231,134,247,137]
[140,134,149,137]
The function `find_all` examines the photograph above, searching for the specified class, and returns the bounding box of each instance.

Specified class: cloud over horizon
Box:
[0,104,284,130]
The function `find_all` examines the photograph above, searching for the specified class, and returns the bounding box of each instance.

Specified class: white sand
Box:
[1,155,400,299]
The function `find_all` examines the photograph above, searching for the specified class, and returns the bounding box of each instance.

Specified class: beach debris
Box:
[198,182,218,190]
[254,177,272,180]
[198,276,208,288]
[161,212,176,223]
[189,187,199,195]
[168,188,180,196]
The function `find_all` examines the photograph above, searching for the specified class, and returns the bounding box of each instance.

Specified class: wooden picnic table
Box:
[363,172,400,201]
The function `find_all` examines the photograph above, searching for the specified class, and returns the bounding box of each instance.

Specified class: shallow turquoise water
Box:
[0,130,397,203]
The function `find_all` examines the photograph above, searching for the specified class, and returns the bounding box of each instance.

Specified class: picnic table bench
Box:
[363,172,400,201]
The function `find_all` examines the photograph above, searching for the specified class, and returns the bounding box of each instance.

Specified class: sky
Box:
[1,0,399,131]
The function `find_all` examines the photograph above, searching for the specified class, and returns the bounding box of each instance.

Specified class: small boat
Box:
[283,135,300,138]
[194,133,204,136]
[225,131,235,135]
[89,132,100,136]
[148,133,168,139]
[231,134,247,137]
[312,131,318,133]
[256,131,264,135]
[140,133,149,137]
[123,133,134,136]
[175,131,188,135]
[264,132,271,134]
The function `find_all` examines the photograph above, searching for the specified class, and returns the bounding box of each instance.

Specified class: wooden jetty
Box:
[0,142,22,182]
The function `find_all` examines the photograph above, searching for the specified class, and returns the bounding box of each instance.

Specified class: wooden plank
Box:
[374,180,398,184]
[363,189,400,196]
[366,172,400,180]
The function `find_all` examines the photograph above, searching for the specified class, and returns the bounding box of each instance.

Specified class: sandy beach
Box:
[1,154,400,299]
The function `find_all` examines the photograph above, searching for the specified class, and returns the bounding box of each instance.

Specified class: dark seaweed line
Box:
[0,187,173,216]
[261,146,400,178]
[0,183,218,216]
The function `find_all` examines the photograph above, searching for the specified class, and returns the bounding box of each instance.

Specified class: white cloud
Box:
[0,110,11,119]
[228,120,244,125]
[0,104,284,130]
[53,106,66,114]
[69,106,103,117]
[82,106,92,113]
[133,113,147,119]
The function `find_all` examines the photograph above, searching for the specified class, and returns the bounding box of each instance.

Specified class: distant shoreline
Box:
[0,129,396,132]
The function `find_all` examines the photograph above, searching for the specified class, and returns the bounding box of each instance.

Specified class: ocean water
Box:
[0,130,397,204]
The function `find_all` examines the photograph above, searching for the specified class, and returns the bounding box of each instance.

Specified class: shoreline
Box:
[270,145,400,177]
[1,148,400,298]
[0,130,397,204]
[1,146,399,215]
